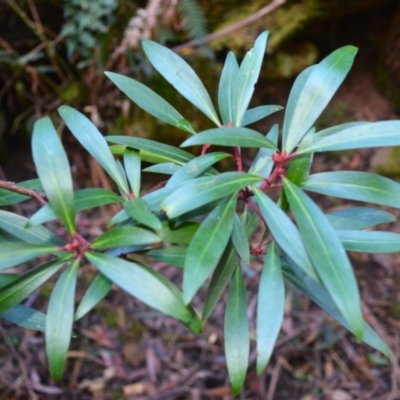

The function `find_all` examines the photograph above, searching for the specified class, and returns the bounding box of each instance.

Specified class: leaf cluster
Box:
[1,31,399,393]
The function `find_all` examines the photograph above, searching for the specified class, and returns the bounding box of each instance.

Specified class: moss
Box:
[371,147,400,179]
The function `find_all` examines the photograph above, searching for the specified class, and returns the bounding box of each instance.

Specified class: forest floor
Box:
[1,44,400,400]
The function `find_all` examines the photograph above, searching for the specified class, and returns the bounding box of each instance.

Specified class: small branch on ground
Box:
[0,180,47,206]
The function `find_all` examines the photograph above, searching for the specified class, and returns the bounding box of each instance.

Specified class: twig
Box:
[172,0,286,53]
[233,147,243,172]
[0,180,46,206]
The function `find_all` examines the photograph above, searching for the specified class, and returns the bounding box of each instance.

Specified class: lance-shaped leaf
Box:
[58,106,129,195]
[231,214,250,265]
[0,179,42,206]
[32,117,75,233]
[218,51,239,124]
[124,150,141,197]
[297,121,400,154]
[91,226,160,250]
[106,136,194,165]
[282,258,391,357]
[0,242,59,271]
[0,274,18,288]
[0,257,69,313]
[282,65,315,148]
[224,267,249,395]
[86,252,202,333]
[167,152,228,188]
[143,163,181,175]
[75,273,113,321]
[283,179,363,338]
[233,31,268,127]
[312,121,371,139]
[105,72,196,134]
[181,127,277,150]
[249,124,279,182]
[302,171,400,209]
[162,172,261,218]
[279,127,315,211]
[253,187,318,281]
[123,198,162,231]
[183,194,237,304]
[0,305,46,331]
[242,105,283,126]
[327,207,396,231]
[337,230,400,253]
[160,222,199,244]
[0,210,63,245]
[203,244,238,321]
[143,246,187,268]
[142,40,220,125]
[256,243,284,376]
[46,259,80,381]
[283,46,357,153]
[30,188,121,226]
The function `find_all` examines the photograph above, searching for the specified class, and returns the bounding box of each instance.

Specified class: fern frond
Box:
[177,0,208,40]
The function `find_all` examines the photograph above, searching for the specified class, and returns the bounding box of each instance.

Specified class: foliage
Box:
[1,31,399,393]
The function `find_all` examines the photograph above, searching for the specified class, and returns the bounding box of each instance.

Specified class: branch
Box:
[172,0,286,53]
[0,180,47,206]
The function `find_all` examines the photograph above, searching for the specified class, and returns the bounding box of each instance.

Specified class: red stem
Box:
[233,147,243,172]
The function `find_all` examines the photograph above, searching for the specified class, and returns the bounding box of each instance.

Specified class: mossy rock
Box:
[371,147,400,179]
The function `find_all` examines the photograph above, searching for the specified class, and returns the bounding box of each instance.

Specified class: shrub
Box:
[1,31,399,393]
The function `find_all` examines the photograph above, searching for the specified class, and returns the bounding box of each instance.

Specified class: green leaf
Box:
[46,259,80,381]
[242,105,283,126]
[75,273,112,321]
[0,305,46,331]
[183,194,237,304]
[337,230,400,253]
[143,246,187,268]
[124,198,162,231]
[203,244,238,321]
[167,152,226,187]
[283,46,357,153]
[302,171,400,209]
[0,273,18,288]
[143,163,181,175]
[91,226,160,250]
[86,252,202,333]
[124,149,141,197]
[298,121,400,154]
[224,267,249,395]
[282,65,315,149]
[32,117,75,233]
[283,258,391,357]
[253,188,319,281]
[233,31,268,127]
[283,179,363,338]
[231,214,250,265]
[218,51,239,124]
[0,242,59,271]
[249,124,279,181]
[279,127,315,211]
[181,127,277,150]
[106,136,194,165]
[58,106,129,194]
[0,179,42,206]
[162,172,261,218]
[142,40,220,125]
[312,121,371,139]
[0,210,63,245]
[105,72,196,134]
[0,257,69,313]
[29,188,121,226]
[327,207,396,230]
[256,243,284,375]
[160,222,200,244]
